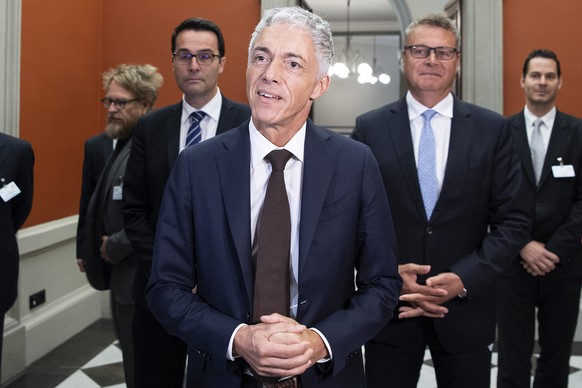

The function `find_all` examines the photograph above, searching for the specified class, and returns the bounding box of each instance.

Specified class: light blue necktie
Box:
[418,109,439,219]
[186,111,206,148]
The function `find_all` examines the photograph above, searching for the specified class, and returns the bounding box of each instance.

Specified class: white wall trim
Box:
[17,215,78,256]
[0,0,21,137]
[460,0,503,113]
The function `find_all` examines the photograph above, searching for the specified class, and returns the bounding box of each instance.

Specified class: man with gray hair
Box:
[352,13,529,388]
[82,63,163,388]
[146,7,401,387]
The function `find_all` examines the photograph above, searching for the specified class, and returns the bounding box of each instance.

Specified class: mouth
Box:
[258,91,282,100]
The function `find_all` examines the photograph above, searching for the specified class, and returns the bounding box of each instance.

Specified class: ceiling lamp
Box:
[358,36,391,85]
[330,0,365,79]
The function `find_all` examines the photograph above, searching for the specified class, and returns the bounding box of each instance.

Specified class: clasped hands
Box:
[397,263,464,319]
[233,313,328,378]
[519,241,559,276]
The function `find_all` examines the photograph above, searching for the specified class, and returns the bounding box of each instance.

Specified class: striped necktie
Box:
[186,111,206,148]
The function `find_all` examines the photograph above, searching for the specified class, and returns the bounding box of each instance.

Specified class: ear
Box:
[520,76,525,88]
[218,56,226,74]
[309,75,330,101]
[558,76,563,90]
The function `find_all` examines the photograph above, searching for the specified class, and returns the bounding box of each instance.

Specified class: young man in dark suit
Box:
[352,13,530,388]
[145,7,401,387]
[0,133,33,383]
[497,49,582,388]
[122,18,250,388]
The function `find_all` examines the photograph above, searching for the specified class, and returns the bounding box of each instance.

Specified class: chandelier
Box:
[329,0,390,85]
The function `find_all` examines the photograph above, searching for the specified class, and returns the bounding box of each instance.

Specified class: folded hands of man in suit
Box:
[398,263,467,319]
[233,313,328,378]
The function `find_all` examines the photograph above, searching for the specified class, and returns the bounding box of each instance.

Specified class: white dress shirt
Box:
[524,105,556,151]
[179,88,222,152]
[407,91,453,191]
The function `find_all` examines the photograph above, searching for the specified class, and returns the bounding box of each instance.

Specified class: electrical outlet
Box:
[29,290,46,309]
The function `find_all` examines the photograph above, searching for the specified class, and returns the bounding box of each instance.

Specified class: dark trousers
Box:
[132,299,187,388]
[365,319,491,388]
[111,291,136,388]
[497,272,582,388]
[0,313,4,384]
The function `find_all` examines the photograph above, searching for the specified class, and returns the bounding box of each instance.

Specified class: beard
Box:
[105,116,138,140]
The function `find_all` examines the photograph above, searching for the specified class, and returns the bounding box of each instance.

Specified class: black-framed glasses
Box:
[173,51,220,66]
[404,45,459,60]
[100,98,137,109]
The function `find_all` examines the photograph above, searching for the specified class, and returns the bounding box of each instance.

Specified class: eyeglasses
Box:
[100,98,137,109]
[173,51,220,66]
[404,45,459,60]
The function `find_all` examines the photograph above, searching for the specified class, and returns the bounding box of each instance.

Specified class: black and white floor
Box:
[5,319,582,387]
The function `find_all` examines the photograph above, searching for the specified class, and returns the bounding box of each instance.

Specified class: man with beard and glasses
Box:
[81,64,163,388]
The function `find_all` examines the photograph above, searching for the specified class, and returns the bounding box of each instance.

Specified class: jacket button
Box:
[426,227,433,235]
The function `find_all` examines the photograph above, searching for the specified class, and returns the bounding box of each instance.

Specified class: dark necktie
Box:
[186,111,206,148]
[418,109,439,219]
[252,149,293,322]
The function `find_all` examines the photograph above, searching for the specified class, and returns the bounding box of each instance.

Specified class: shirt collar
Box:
[249,120,306,169]
[181,87,222,122]
[406,91,454,120]
[524,105,556,127]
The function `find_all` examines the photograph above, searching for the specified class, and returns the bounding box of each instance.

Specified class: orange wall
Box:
[503,0,582,117]
[20,0,260,226]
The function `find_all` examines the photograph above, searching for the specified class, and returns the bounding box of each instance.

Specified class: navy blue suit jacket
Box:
[122,96,250,306]
[352,96,530,353]
[146,120,401,387]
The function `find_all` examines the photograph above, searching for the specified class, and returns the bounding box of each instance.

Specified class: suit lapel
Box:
[510,112,537,187]
[388,98,428,220]
[216,95,237,135]
[435,98,473,219]
[166,103,182,171]
[539,111,569,187]
[299,122,335,269]
[216,125,254,302]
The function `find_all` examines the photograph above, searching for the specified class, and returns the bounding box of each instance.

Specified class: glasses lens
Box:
[409,46,429,58]
[196,53,214,65]
[174,52,192,65]
[435,48,455,60]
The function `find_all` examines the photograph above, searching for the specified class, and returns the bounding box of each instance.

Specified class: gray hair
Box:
[102,64,164,110]
[404,13,461,50]
[248,6,334,79]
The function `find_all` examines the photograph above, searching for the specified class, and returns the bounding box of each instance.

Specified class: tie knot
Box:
[533,118,544,130]
[422,109,438,122]
[265,149,293,171]
[190,110,206,123]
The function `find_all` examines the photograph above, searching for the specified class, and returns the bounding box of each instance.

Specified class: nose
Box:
[262,61,281,83]
[426,50,438,64]
[188,58,201,72]
[107,104,119,113]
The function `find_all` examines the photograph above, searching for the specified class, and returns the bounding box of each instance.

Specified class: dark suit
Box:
[497,110,582,388]
[146,120,401,387]
[77,133,114,258]
[122,96,250,387]
[0,133,34,382]
[352,95,530,387]
[85,137,137,387]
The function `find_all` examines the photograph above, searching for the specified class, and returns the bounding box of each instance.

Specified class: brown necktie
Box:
[252,149,293,322]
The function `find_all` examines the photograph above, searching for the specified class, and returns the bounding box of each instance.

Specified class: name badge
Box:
[0,181,21,202]
[112,185,123,200]
[552,165,575,178]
